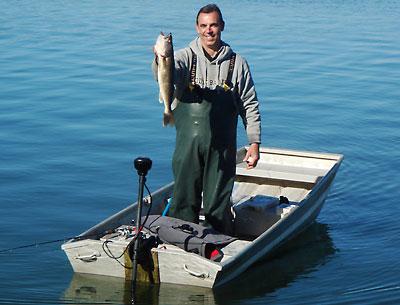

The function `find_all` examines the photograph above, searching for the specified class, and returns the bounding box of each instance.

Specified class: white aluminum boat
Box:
[62,147,343,288]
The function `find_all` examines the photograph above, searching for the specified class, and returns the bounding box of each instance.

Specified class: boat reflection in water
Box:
[62,222,336,305]
[214,222,336,302]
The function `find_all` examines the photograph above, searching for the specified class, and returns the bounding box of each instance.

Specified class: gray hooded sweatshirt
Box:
[153,37,261,144]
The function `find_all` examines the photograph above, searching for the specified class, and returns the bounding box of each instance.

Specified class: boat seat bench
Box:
[236,162,326,185]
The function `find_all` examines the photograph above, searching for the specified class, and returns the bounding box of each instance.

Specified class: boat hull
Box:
[62,147,343,288]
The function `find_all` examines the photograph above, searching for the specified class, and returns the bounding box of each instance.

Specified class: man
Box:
[153,4,261,235]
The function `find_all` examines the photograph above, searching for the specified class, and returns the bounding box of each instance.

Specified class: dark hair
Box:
[196,4,224,25]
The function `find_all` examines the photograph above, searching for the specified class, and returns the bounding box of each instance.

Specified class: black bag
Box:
[142,215,236,260]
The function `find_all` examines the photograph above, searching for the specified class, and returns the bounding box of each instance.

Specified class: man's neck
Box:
[202,43,222,61]
[203,48,218,61]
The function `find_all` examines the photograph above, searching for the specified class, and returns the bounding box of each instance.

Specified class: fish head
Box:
[155,32,173,57]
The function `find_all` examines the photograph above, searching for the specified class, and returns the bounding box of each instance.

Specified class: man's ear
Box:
[221,21,225,31]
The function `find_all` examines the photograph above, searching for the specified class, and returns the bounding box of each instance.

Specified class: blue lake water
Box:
[1,1,400,304]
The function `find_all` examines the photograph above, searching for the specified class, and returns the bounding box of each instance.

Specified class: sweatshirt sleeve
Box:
[236,57,261,144]
[173,48,191,89]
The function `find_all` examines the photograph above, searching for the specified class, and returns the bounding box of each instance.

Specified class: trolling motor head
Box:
[134,157,152,176]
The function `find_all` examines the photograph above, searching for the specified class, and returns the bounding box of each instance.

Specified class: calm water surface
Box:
[1,1,399,304]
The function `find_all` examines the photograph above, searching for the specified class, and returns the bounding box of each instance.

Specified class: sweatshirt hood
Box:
[189,37,233,64]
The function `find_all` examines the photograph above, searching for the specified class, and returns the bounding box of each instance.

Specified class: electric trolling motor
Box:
[131,157,152,299]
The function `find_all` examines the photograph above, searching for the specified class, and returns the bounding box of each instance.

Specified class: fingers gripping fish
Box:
[154,32,175,127]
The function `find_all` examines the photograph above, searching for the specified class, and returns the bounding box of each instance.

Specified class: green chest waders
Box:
[169,52,238,235]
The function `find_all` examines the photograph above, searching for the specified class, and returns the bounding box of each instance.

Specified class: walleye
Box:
[154,32,174,127]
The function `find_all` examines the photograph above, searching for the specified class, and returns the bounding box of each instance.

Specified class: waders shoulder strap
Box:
[222,52,236,91]
[189,49,197,86]
[226,52,236,86]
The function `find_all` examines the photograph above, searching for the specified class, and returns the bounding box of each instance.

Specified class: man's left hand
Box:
[243,143,260,169]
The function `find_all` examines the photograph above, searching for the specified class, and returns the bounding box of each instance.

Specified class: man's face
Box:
[196,11,224,51]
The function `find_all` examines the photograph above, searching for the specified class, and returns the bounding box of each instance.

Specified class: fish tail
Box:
[163,112,174,127]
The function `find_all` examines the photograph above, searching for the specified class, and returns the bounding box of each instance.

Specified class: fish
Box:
[154,32,174,127]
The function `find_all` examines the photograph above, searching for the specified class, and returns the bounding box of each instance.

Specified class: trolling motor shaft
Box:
[131,157,152,301]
